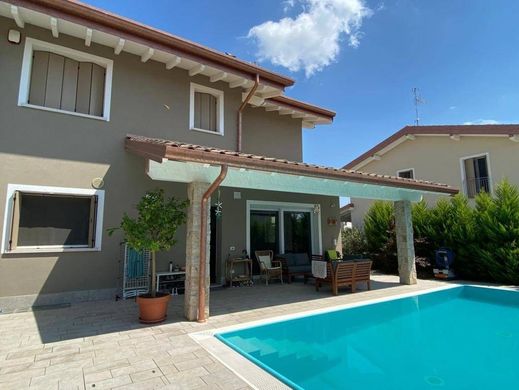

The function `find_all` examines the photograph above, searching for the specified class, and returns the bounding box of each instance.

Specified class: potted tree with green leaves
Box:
[109,189,188,323]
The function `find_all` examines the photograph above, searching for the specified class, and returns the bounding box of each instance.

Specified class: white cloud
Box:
[283,0,296,13]
[463,119,501,125]
[449,106,457,110]
[247,0,372,77]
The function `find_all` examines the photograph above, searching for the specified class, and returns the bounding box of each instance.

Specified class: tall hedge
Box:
[471,180,519,284]
[363,180,519,284]
[363,201,397,273]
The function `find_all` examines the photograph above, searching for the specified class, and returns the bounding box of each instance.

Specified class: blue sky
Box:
[83,0,519,169]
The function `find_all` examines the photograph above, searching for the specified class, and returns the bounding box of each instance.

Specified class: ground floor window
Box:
[2,185,104,253]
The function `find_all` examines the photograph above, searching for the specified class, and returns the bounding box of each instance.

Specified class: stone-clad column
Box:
[394,200,417,285]
[184,182,211,321]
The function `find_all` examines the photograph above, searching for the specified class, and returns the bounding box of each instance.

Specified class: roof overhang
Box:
[345,124,519,170]
[126,135,458,201]
[0,0,334,128]
[1,0,292,89]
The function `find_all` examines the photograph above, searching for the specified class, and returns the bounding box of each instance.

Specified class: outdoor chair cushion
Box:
[287,265,312,273]
[294,253,310,266]
[278,253,311,269]
[258,255,273,269]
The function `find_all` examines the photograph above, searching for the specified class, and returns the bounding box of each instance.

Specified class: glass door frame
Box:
[246,200,322,257]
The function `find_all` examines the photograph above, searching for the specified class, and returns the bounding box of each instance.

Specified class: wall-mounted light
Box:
[8,29,21,44]
[91,177,104,189]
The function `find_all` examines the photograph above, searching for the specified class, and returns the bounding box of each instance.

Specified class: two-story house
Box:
[345,124,519,227]
[0,0,456,320]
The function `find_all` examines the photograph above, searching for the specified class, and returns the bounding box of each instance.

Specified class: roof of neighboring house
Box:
[340,203,354,214]
[126,134,458,195]
[344,124,519,170]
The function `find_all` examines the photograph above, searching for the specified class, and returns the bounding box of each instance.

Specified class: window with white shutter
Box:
[189,83,224,135]
[19,38,113,120]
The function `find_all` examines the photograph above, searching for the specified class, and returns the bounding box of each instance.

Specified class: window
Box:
[397,169,415,179]
[2,185,104,253]
[18,38,113,120]
[189,83,224,135]
[462,154,491,198]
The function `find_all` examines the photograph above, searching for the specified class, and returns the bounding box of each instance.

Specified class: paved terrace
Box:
[0,275,448,390]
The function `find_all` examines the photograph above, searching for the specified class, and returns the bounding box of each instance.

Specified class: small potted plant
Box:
[109,189,188,323]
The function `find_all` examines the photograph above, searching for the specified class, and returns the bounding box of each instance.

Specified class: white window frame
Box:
[459,152,493,197]
[245,200,322,257]
[18,37,113,121]
[1,184,105,254]
[189,82,224,136]
[397,168,415,179]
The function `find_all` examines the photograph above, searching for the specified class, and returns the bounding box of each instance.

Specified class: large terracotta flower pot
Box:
[136,293,171,323]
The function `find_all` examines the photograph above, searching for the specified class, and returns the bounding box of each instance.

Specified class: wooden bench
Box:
[315,260,372,295]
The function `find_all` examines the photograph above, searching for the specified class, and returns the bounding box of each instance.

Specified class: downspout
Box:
[198,165,228,323]
[237,74,260,152]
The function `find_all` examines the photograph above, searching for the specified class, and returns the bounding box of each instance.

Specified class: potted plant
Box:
[109,189,188,323]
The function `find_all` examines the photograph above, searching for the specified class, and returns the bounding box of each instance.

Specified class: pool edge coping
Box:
[190,283,466,390]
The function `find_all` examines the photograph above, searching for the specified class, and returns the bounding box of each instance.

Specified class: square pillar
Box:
[394,200,417,285]
[184,182,211,321]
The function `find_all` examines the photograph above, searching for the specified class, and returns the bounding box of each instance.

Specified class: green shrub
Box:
[471,180,519,284]
[341,227,367,256]
[363,201,397,273]
[362,180,519,283]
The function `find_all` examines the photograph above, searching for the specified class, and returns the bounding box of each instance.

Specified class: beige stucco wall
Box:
[350,135,519,227]
[242,107,303,161]
[0,17,337,300]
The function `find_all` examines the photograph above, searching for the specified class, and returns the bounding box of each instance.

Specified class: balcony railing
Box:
[465,176,490,198]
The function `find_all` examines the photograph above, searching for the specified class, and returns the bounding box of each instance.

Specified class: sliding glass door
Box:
[250,211,279,274]
[283,211,312,256]
[249,203,319,275]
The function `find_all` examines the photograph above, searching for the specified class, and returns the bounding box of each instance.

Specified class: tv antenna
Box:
[412,87,424,126]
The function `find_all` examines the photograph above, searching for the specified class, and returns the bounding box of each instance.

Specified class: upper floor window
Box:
[18,38,113,121]
[2,184,105,254]
[189,82,224,135]
[397,169,414,179]
[462,154,491,198]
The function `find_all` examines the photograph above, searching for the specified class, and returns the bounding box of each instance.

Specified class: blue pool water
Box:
[216,286,519,389]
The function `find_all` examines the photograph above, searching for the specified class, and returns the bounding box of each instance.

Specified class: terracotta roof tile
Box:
[345,124,519,169]
[126,134,458,195]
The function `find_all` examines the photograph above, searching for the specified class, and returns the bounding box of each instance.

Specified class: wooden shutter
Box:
[28,51,49,106]
[29,51,105,117]
[89,64,105,117]
[45,53,65,109]
[8,191,21,251]
[88,195,98,248]
[61,57,79,112]
[194,92,217,131]
[76,62,93,114]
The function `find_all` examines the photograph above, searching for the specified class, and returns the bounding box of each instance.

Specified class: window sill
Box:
[19,103,109,122]
[190,127,224,136]
[4,246,101,254]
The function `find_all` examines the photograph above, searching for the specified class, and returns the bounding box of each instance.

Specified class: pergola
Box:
[126,134,458,322]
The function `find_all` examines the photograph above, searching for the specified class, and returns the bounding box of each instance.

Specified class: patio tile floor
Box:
[0,274,448,389]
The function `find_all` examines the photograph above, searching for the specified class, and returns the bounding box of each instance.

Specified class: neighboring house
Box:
[339,203,353,230]
[345,124,519,227]
[0,0,455,320]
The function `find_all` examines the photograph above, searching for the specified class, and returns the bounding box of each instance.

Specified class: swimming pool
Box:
[216,286,519,389]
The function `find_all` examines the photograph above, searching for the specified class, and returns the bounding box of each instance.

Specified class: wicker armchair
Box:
[255,250,283,286]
